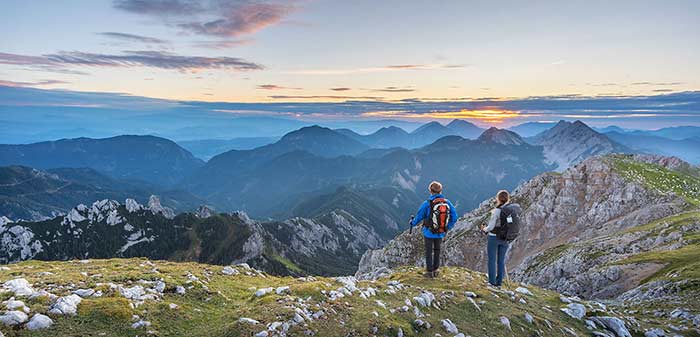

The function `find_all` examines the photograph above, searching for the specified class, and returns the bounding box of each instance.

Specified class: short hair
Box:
[496,190,510,207]
[429,181,443,194]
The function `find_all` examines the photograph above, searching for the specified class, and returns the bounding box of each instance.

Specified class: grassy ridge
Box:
[0,258,597,337]
[609,155,700,205]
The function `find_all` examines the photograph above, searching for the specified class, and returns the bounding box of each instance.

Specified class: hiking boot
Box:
[423,271,433,278]
[432,270,439,277]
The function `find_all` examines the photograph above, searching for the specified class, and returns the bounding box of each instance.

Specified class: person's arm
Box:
[411,201,428,226]
[482,208,501,233]
[447,200,458,230]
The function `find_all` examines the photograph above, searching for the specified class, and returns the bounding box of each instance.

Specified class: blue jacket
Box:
[410,194,458,239]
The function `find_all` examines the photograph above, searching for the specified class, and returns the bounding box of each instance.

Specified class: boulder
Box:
[5,299,28,312]
[441,318,459,334]
[0,310,28,326]
[49,294,82,315]
[255,287,273,297]
[222,266,239,276]
[73,289,96,298]
[26,313,53,330]
[525,312,534,324]
[592,317,632,337]
[561,303,586,320]
[500,316,512,330]
[3,278,34,296]
[131,320,151,329]
[516,287,534,296]
[239,317,259,324]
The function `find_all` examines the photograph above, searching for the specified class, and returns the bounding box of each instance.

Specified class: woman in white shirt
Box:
[481,190,511,287]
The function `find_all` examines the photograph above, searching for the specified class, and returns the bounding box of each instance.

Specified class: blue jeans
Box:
[487,235,510,286]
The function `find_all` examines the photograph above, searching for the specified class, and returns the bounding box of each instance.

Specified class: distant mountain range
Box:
[178,137,279,161]
[183,125,552,221]
[4,118,699,228]
[605,131,700,164]
[0,135,204,186]
[0,166,202,221]
[336,119,484,149]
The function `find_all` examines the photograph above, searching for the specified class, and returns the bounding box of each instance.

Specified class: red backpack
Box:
[424,198,451,234]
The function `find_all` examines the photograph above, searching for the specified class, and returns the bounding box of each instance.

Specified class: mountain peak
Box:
[477,127,525,145]
[447,119,476,127]
[411,121,450,139]
[446,119,484,139]
[374,126,408,135]
[530,120,629,170]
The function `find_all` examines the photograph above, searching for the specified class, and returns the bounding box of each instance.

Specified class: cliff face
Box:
[358,154,696,302]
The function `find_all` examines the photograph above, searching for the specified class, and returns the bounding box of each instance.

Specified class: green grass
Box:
[265,250,304,274]
[609,155,700,205]
[0,258,600,337]
[524,244,571,273]
[617,245,700,283]
[623,211,700,235]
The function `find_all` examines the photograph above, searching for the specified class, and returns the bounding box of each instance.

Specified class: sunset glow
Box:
[361,109,522,124]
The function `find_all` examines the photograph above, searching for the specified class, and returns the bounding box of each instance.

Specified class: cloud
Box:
[4,85,700,129]
[371,86,415,93]
[631,81,683,86]
[257,84,301,90]
[98,32,169,44]
[0,50,263,72]
[0,52,55,66]
[191,39,253,49]
[386,64,465,70]
[179,2,295,37]
[114,0,296,38]
[0,79,68,87]
[287,64,468,75]
[269,95,385,100]
[112,0,204,15]
[330,87,351,91]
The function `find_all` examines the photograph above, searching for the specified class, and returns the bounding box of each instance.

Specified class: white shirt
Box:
[483,207,501,236]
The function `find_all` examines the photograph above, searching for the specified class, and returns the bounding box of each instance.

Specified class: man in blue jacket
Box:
[410,181,458,278]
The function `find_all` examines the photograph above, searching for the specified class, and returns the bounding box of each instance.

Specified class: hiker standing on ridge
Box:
[410,181,458,278]
[481,190,521,287]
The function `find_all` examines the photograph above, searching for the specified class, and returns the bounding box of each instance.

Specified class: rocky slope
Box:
[358,154,688,274]
[0,258,643,337]
[358,154,699,301]
[357,154,700,336]
[528,120,630,171]
[0,196,385,276]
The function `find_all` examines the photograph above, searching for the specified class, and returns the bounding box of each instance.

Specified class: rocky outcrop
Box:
[358,154,695,302]
[513,214,697,298]
[1,198,386,276]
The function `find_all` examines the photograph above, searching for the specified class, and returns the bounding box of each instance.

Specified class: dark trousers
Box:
[424,237,442,271]
[487,235,510,286]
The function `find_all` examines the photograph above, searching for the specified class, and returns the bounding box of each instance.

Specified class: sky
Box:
[1,0,699,128]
